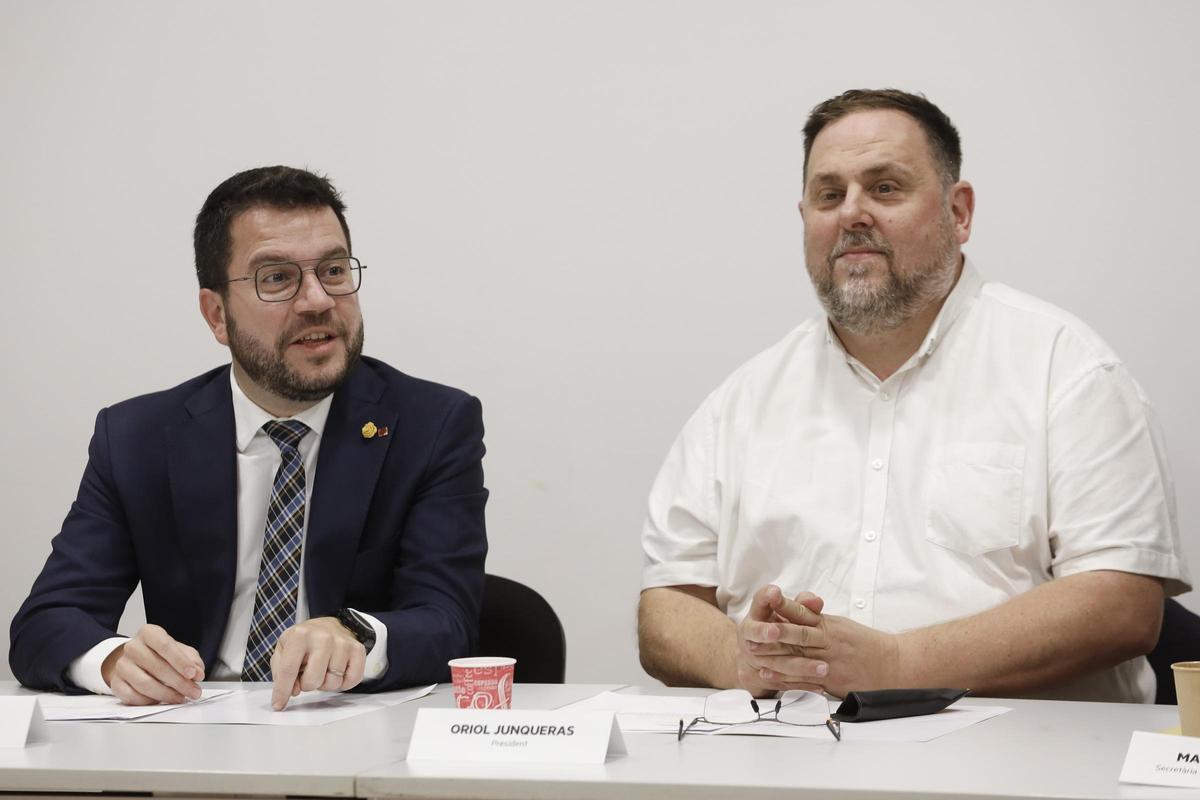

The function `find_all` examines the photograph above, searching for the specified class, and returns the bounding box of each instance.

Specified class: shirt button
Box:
[855,598,867,609]
[864,530,877,542]
[879,391,891,401]
[871,458,884,470]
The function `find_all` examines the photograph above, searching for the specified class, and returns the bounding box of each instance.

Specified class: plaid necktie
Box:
[242,419,310,682]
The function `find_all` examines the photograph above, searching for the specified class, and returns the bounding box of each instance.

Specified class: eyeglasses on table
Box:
[678,689,841,741]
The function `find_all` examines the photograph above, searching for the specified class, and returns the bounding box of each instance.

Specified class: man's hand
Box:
[269,616,367,710]
[102,624,204,705]
[760,602,902,697]
[735,585,829,695]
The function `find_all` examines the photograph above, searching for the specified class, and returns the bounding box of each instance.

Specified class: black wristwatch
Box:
[336,608,377,654]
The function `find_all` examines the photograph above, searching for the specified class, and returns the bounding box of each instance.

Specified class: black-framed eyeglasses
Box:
[224,256,366,302]
[678,689,841,741]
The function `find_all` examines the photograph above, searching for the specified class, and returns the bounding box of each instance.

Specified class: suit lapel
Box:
[165,369,238,668]
[305,361,395,617]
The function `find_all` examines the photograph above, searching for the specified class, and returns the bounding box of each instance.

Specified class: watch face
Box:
[339,609,375,651]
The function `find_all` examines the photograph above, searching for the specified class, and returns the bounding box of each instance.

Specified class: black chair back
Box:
[1148,598,1200,705]
[477,574,567,683]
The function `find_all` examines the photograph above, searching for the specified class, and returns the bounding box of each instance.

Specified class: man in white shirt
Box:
[637,89,1190,703]
[11,166,488,710]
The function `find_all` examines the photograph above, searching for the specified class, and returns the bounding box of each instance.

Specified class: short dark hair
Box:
[194,165,351,290]
[802,89,962,187]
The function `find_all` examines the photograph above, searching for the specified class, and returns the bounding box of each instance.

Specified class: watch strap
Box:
[336,608,377,654]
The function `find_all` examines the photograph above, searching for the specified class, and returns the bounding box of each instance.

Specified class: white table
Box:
[2,682,1195,799]
[0,681,616,798]
[357,687,1196,800]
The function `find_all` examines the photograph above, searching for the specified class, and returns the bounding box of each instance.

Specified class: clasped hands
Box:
[735,584,901,698]
[101,617,367,710]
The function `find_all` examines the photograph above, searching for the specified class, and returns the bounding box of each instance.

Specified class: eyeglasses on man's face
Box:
[678,689,841,741]
[223,256,366,302]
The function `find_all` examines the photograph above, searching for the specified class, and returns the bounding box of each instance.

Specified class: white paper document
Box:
[139,683,436,726]
[561,691,707,733]
[38,689,233,721]
[561,691,1010,743]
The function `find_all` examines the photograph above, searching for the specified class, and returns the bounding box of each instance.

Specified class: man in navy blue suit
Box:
[10,166,488,710]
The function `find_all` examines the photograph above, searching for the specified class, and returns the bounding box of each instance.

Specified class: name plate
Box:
[406,708,626,764]
[0,697,46,748]
[1119,730,1200,789]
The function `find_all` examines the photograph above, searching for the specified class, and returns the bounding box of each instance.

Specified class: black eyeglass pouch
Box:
[831,688,970,722]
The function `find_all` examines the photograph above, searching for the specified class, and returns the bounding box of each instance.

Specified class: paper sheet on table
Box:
[560,691,1011,743]
[560,691,707,733]
[138,683,436,726]
[38,689,233,721]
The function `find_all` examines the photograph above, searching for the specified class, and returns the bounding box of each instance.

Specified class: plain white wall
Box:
[2,0,1197,686]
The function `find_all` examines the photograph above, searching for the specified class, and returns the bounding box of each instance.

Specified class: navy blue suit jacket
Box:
[9,356,488,692]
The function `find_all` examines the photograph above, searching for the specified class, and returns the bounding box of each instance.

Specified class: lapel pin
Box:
[361,421,378,439]
[377,426,390,438]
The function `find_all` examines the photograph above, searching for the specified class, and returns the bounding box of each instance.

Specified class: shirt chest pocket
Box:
[926,442,1025,556]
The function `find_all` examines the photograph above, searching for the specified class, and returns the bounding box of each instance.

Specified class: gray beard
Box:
[808,223,958,336]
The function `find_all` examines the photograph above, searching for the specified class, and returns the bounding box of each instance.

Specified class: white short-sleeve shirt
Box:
[641,260,1190,703]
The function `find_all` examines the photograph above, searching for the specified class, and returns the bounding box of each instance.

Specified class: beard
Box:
[226,312,365,404]
[807,211,960,336]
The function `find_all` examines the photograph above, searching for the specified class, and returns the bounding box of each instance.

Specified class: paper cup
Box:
[449,656,516,710]
[1173,662,1200,736]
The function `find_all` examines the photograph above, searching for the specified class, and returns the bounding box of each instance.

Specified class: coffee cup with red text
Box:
[448,656,516,710]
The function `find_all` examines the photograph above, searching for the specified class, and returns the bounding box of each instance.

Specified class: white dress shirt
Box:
[642,260,1190,703]
[69,370,388,693]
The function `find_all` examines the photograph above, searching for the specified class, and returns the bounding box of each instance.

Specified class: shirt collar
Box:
[822,256,984,362]
[917,256,982,359]
[230,369,335,453]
